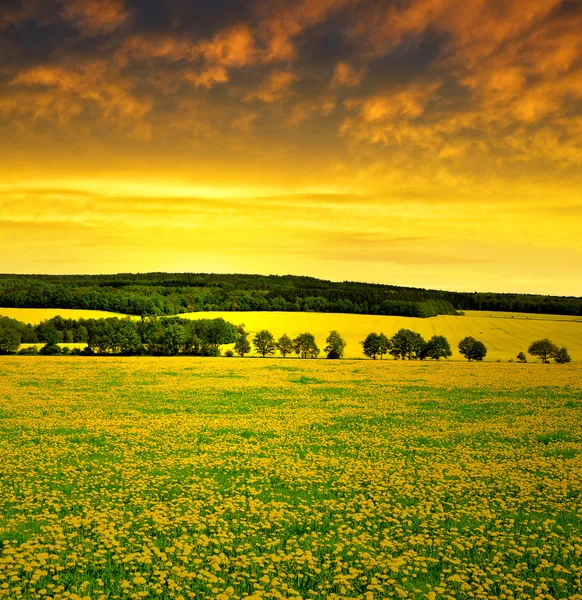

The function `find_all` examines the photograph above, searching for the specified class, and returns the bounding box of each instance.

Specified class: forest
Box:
[0,273,581,317]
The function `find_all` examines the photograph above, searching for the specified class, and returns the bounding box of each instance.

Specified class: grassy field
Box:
[1,307,581,361]
[0,357,581,600]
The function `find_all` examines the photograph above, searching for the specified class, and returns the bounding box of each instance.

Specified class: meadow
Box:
[2,308,580,361]
[0,357,581,600]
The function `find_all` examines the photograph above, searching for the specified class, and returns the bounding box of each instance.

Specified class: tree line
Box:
[0,315,573,362]
[0,315,238,356]
[2,273,581,317]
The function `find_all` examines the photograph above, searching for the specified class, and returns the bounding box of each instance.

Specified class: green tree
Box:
[554,347,572,364]
[234,326,251,357]
[0,319,21,354]
[517,352,527,363]
[254,329,277,357]
[160,319,186,355]
[377,333,391,359]
[528,338,559,363]
[325,330,346,359]
[38,323,60,345]
[276,334,294,358]
[458,336,487,361]
[424,335,452,360]
[361,332,381,359]
[293,332,320,359]
[390,329,425,360]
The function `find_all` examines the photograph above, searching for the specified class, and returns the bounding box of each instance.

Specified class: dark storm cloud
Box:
[0,0,581,175]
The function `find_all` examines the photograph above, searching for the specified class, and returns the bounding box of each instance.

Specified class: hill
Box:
[1,273,581,318]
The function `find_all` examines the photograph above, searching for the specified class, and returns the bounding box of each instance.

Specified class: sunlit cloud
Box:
[0,0,580,293]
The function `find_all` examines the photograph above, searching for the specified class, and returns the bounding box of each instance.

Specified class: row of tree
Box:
[231,329,347,359]
[361,330,458,360]
[0,316,238,356]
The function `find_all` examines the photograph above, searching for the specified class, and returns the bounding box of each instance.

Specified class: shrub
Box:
[517,352,527,363]
[39,343,62,355]
[18,346,39,356]
[224,349,234,357]
[554,347,572,364]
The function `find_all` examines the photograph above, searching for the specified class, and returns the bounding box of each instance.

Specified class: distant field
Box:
[0,357,580,600]
[181,310,582,361]
[0,307,130,322]
[2,307,581,361]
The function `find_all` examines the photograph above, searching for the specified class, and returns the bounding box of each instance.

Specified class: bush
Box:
[80,346,95,356]
[39,343,62,355]
[517,352,527,363]
[200,346,221,357]
[18,346,39,356]
[224,349,234,357]
[61,347,71,355]
[554,347,572,364]
[70,348,82,356]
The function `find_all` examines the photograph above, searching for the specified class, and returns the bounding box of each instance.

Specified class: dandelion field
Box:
[0,357,581,600]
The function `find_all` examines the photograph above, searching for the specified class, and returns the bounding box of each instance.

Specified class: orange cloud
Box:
[59,0,130,35]
[331,62,365,87]
[185,66,230,89]
[256,0,357,62]
[246,70,298,103]
[9,61,152,130]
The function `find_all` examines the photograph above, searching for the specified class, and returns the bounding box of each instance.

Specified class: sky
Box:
[1,0,581,295]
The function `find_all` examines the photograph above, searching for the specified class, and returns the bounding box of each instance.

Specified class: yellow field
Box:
[0,357,581,600]
[0,308,130,323]
[181,311,582,362]
[2,307,580,361]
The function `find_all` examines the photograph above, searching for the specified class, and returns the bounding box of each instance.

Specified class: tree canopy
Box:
[293,333,320,359]
[324,330,346,359]
[253,330,277,357]
[528,339,559,363]
[458,337,488,361]
[276,334,294,358]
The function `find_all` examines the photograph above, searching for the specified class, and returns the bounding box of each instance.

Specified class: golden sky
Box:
[1,0,581,294]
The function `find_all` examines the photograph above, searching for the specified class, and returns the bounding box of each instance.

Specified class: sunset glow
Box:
[1,0,581,293]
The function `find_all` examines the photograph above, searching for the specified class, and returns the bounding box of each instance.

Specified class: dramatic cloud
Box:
[59,0,130,35]
[0,0,581,292]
